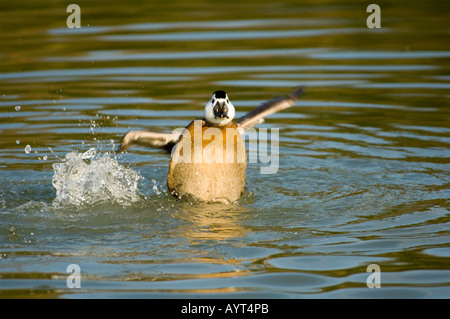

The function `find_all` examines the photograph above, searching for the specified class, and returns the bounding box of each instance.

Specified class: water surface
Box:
[0,0,449,298]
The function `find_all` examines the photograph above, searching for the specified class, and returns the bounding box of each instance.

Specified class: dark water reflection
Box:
[0,0,449,298]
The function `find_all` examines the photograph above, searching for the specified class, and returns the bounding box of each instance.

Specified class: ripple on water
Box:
[268,255,391,271]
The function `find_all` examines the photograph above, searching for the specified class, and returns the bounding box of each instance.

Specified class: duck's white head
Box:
[204,90,235,126]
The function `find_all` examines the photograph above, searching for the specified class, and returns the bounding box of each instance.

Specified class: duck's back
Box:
[167,119,246,203]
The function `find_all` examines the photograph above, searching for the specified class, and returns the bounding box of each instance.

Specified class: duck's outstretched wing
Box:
[118,130,182,152]
[236,87,304,132]
[118,88,303,152]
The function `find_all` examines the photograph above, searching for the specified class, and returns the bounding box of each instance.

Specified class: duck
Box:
[119,88,303,204]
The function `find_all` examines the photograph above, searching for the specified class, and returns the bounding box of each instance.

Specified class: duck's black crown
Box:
[213,90,227,99]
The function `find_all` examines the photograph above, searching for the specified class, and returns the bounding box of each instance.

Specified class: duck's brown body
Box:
[167,119,246,203]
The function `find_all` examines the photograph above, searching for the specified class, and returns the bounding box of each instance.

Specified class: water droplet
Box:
[81,148,97,160]
[15,105,21,111]
[16,140,20,144]
[153,185,161,195]
[43,155,48,161]
[24,145,31,154]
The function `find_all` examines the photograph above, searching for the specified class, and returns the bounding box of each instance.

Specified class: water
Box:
[1,0,449,298]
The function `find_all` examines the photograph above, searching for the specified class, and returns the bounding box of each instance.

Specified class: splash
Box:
[52,148,142,207]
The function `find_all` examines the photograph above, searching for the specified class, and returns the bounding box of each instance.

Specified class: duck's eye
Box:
[212,99,215,104]
[227,99,230,104]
